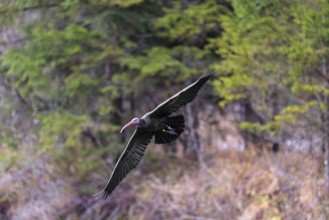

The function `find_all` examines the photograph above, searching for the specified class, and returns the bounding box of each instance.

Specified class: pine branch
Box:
[0,3,60,14]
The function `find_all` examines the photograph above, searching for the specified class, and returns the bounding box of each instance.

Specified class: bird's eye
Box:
[140,119,146,126]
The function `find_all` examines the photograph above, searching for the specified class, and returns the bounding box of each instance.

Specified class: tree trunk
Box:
[323,59,329,195]
[325,95,329,195]
[184,102,200,161]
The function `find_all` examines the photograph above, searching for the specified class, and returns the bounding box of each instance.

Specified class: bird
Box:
[96,70,214,199]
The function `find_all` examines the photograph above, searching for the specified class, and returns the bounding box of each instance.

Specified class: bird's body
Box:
[97,70,214,199]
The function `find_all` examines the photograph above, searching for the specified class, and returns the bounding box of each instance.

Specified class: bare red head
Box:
[120,118,140,133]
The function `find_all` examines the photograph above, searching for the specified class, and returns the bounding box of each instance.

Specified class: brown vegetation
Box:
[1,146,327,219]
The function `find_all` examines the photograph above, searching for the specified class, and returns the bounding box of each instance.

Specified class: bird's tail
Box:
[155,115,185,144]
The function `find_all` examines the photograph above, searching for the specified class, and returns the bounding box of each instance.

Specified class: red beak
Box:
[120,120,139,133]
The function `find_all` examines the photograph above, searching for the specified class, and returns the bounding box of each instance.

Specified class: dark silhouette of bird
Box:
[96,70,214,199]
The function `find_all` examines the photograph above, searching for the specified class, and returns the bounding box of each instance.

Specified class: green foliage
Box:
[120,46,189,77]
[240,101,318,135]
[212,0,329,136]
[65,74,98,97]
[108,0,143,7]
[0,0,220,182]
[38,112,89,150]
[0,148,18,169]
[156,0,222,42]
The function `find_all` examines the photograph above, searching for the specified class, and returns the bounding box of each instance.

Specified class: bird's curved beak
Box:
[120,120,139,133]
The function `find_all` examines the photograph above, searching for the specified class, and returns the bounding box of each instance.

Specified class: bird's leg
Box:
[162,125,177,135]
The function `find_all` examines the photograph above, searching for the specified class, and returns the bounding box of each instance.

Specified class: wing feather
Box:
[149,70,214,117]
[96,128,153,199]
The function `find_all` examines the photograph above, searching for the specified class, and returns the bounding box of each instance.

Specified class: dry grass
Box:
[80,148,329,220]
[1,146,329,220]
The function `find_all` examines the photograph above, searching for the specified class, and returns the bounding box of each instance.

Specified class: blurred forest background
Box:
[1,0,329,219]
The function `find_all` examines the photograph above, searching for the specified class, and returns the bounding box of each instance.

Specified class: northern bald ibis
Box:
[97,70,214,199]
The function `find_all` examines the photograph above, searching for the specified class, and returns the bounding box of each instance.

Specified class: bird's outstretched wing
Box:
[96,128,154,199]
[149,70,214,117]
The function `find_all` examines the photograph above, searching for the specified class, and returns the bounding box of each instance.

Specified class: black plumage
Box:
[99,129,153,199]
[96,70,214,199]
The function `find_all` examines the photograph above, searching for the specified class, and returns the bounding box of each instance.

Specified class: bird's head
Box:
[120,118,140,133]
